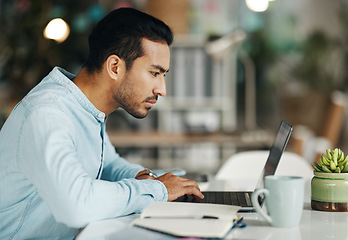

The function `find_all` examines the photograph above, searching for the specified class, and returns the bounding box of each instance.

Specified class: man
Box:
[0,8,203,239]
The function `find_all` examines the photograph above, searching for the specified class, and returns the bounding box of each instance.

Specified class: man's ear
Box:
[105,55,124,80]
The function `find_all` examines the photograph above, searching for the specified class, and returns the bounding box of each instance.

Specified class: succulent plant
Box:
[312,148,348,173]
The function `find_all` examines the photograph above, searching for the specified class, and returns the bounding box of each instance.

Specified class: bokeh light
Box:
[43,18,70,43]
[246,0,270,12]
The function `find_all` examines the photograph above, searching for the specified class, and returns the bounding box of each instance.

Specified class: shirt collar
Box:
[49,67,106,122]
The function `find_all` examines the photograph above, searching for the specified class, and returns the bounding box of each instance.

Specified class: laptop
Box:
[175,120,293,212]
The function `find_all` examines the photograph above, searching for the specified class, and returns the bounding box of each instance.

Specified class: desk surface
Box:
[77,203,348,240]
[77,177,348,240]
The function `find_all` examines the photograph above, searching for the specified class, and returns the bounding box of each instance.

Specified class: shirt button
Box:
[98,113,103,118]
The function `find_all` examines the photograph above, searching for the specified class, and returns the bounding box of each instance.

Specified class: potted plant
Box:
[311,148,348,212]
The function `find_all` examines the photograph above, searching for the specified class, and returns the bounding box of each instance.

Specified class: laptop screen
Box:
[256,120,293,188]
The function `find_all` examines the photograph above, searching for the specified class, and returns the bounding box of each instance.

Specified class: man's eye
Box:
[151,72,160,77]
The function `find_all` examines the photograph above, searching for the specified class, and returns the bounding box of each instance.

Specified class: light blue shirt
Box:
[0,67,168,239]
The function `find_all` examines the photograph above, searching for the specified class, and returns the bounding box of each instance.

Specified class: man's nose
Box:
[153,77,166,97]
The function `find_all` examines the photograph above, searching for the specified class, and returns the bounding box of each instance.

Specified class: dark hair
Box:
[84,8,173,73]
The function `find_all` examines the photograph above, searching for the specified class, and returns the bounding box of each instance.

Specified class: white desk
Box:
[77,179,348,240]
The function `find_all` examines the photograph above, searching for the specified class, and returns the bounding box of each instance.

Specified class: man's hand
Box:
[156,172,204,201]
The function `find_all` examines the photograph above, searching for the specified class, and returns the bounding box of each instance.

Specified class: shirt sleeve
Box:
[100,133,144,181]
[17,106,168,228]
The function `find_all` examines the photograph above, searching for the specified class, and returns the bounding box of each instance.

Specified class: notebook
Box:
[175,120,293,212]
[132,202,243,238]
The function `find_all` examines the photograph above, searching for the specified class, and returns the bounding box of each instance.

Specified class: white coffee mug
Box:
[251,175,304,227]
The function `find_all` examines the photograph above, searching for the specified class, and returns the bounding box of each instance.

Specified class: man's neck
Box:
[73,68,117,115]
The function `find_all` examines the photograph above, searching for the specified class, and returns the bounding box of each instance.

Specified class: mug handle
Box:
[251,188,272,224]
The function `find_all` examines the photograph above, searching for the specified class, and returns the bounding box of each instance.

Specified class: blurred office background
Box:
[1,0,348,174]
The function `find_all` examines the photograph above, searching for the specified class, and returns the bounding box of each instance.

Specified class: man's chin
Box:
[128,110,149,119]
[132,114,147,119]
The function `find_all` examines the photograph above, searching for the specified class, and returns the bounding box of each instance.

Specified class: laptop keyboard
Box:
[174,191,253,207]
[203,191,253,207]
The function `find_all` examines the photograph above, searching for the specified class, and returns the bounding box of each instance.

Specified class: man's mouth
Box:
[144,96,158,108]
[145,99,157,108]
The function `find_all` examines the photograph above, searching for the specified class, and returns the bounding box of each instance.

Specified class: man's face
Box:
[113,38,170,119]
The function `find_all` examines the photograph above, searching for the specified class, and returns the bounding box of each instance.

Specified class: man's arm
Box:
[102,133,204,201]
[17,107,167,228]
[100,133,144,181]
